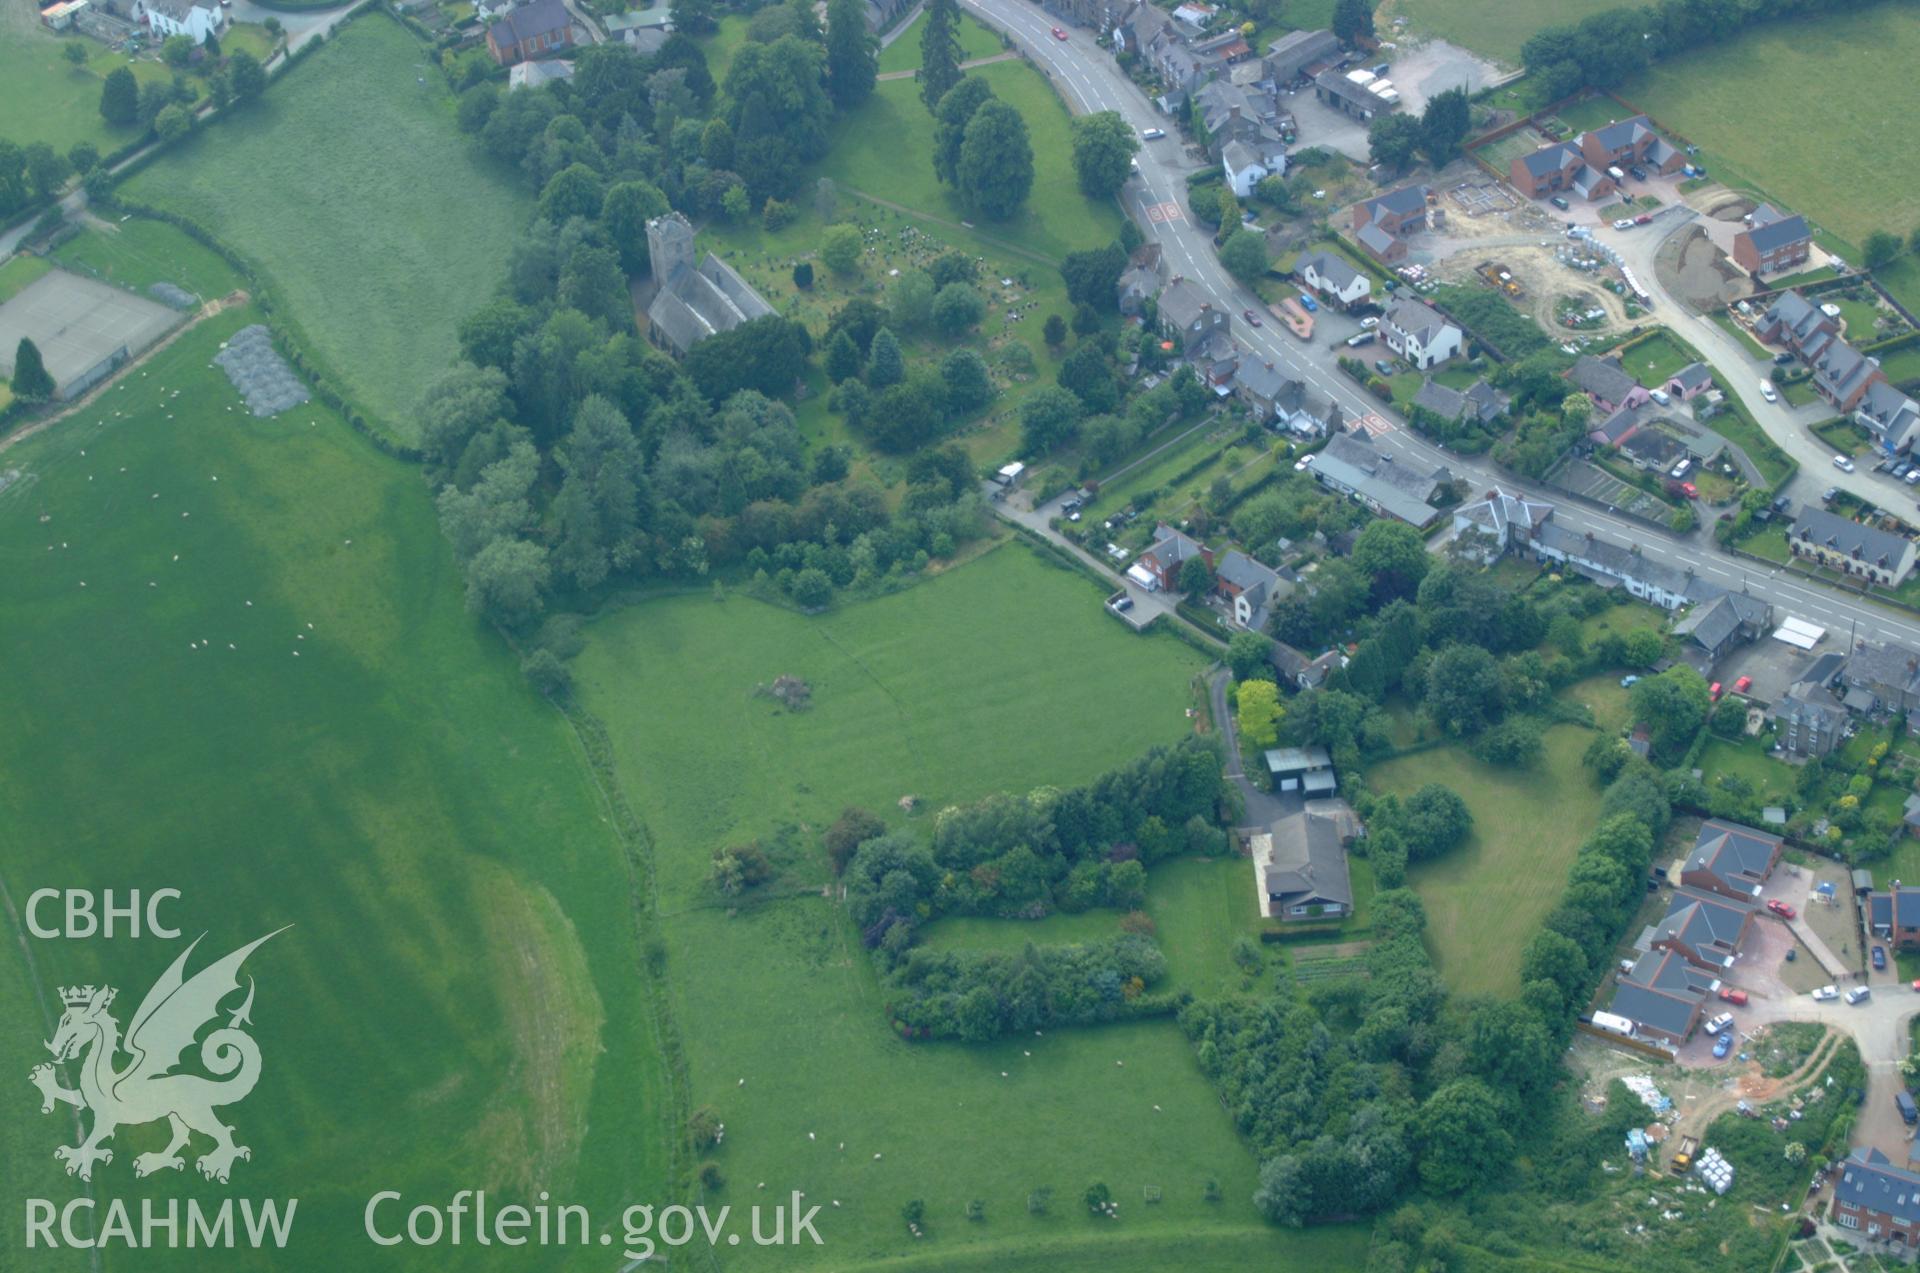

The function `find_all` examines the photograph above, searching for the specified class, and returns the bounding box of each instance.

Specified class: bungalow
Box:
[1651,886,1756,971]
[1867,882,1920,951]
[1590,403,1646,449]
[1832,1148,1920,1245]
[487,0,574,64]
[1253,805,1356,919]
[1732,204,1812,277]
[1681,819,1782,902]
[1411,377,1508,428]
[1672,591,1772,665]
[1616,423,1687,471]
[1509,142,1614,202]
[1578,114,1685,177]
[1215,549,1291,629]
[1665,362,1714,403]
[1295,249,1371,309]
[1844,640,1920,715]
[1857,381,1920,456]
[1381,297,1462,370]
[1787,507,1917,587]
[1128,523,1212,591]
[1222,138,1286,197]
[1305,431,1453,527]
[1158,279,1232,350]
[1449,487,1553,563]
[1570,354,1650,415]
[1263,27,1342,84]
[1117,242,1165,316]
[1263,745,1336,795]
[508,58,574,90]
[1233,359,1304,421]
[1608,947,1717,1046]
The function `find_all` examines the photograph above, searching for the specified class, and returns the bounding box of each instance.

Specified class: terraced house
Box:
[1757,289,1887,413]
[1786,506,1917,587]
[1867,881,1920,951]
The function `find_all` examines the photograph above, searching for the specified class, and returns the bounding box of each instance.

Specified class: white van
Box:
[1759,380,1779,403]
[1845,986,1872,1006]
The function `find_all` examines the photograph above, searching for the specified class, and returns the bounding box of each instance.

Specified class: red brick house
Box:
[1732,204,1812,277]
[1679,820,1782,901]
[1128,524,1212,592]
[1509,142,1614,202]
[1577,114,1686,177]
[1833,1148,1920,1246]
[487,0,574,65]
[1868,881,1920,950]
[1352,184,1428,263]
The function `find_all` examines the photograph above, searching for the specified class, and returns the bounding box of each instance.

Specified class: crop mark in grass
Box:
[809,620,931,785]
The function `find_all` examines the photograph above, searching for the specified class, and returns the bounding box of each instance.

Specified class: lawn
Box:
[1566,673,1631,733]
[567,546,1365,1269]
[876,7,1006,75]
[1877,257,1920,329]
[1699,736,1799,804]
[1621,6,1920,256]
[0,21,183,155]
[1369,724,1603,997]
[1396,0,1625,64]
[120,15,531,444]
[1620,330,1696,387]
[50,216,246,301]
[0,305,665,1268]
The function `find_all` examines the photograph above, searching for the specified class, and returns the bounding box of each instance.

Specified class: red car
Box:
[1242,308,1262,326]
[1050,25,1069,39]
[1734,675,1752,692]
[1634,213,1653,225]
[1709,681,1723,700]
[1719,988,1748,1006]
[1681,481,1698,499]
[1767,899,1797,919]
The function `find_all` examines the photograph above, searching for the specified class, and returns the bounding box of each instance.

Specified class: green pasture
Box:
[51,216,246,301]
[120,16,530,443]
[0,307,664,1270]
[1396,0,1624,64]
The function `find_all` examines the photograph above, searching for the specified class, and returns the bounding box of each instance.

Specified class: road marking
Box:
[1146,201,1184,224]
[1353,412,1394,437]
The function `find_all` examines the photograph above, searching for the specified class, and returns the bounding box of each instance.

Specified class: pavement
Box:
[965,0,1920,660]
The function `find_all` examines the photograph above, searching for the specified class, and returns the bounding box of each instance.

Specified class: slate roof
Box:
[489,0,572,48]
[1296,248,1363,293]
[1654,886,1754,966]
[1257,810,1355,910]
[1571,354,1642,404]
[1672,591,1766,653]
[1141,522,1209,575]
[1668,362,1713,393]
[1790,506,1911,572]
[1609,947,1716,1037]
[1807,335,1881,404]
[1355,222,1396,257]
[1685,819,1782,897]
[1586,114,1660,155]
[1310,431,1451,526]
[1869,887,1920,931]
[1234,359,1295,403]
[1264,745,1333,774]
[1532,521,1713,600]
[1592,404,1646,446]
[1386,297,1452,345]
[1744,205,1810,254]
[1221,139,1263,174]
[1859,381,1920,448]
[148,0,217,17]
[1263,27,1341,76]
[1159,279,1220,331]
[1518,143,1580,180]
[647,252,775,355]
[1837,1148,1920,1226]
[1845,640,1920,702]
[1762,290,1832,348]
[1361,184,1429,223]
[1453,488,1553,541]
[1413,377,1503,423]
[1216,548,1281,594]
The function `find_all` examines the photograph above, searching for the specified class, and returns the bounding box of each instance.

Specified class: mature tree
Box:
[601,180,670,274]
[725,37,833,199]
[890,268,937,330]
[1061,243,1127,312]
[670,0,716,34]
[1352,520,1431,603]
[1070,111,1139,198]
[466,537,550,626]
[1333,0,1374,42]
[1043,313,1068,347]
[228,50,266,103]
[1178,552,1214,597]
[940,347,994,412]
[558,242,631,328]
[1630,665,1711,756]
[1218,227,1269,282]
[1368,113,1423,172]
[931,77,994,187]
[918,0,964,113]
[552,395,647,590]
[64,39,88,67]
[958,99,1033,220]
[161,34,194,69]
[1057,342,1117,412]
[792,260,814,289]
[820,223,864,276]
[153,103,191,143]
[826,298,888,354]
[866,326,904,388]
[866,372,947,451]
[23,144,68,202]
[1623,626,1663,667]
[1419,87,1472,166]
[1520,929,1590,1014]
[10,338,54,402]
[418,362,511,466]
[66,141,99,176]
[1397,783,1471,861]
[1413,1079,1512,1195]
[1236,679,1282,749]
[1908,225,1920,259]
[684,315,809,401]
[1423,644,1504,735]
[100,66,139,126]
[931,282,986,334]
[1019,385,1082,455]
[825,329,864,383]
[1228,630,1272,682]
[1864,230,1904,270]
[825,0,878,108]
[540,164,605,224]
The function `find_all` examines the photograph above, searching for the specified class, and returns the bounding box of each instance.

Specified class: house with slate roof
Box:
[1222,138,1285,196]
[1571,354,1649,415]
[1449,488,1553,562]
[1253,807,1356,919]
[1756,289,1836,351]
[1354,184,1430,240]
[1844,640,1920,717]
[1608,947,1718,1045]
[1652,886,1756,971]
[1117,242,1165,316]
[1509,141,1615,202]
[1681,819,1782,902]
[1868,882,1920,951]
[1382,297,1461,370]
[1833,1147,1920,1244]
[1529,522,1724,610]
[487,0,574,64]
[1214,549,1291,629]
[1788,507,1917,586]
[1305,431,1452,526]
[1158,279,1232,350]
[1412,377,1508,428]
[1671,591,1772,665]
[1295,249,1371,308]
[1856,381,1920,456]
[1733,204,1812,277]
[1579,114,1685,176]
[1129,523,1212,592]
[1233,359,1304,421]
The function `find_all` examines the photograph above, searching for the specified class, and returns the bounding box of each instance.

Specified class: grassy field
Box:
[876,8,1006,75]
[1877,256,1920,325]
[120,16,530,443]
[1396,0,1625,64]
[0,306,666,1268]
[1370,724,1602,997]
[1699,736,1798,804]
[50,216,247,301]
[1622,6,1920,256]
[0,19,182,155]
[0,253,53,304]
[569,547,1371,1269]
[1620,330,1696,387]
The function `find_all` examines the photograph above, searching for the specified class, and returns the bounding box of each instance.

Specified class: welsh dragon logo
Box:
[29,929,286,1184]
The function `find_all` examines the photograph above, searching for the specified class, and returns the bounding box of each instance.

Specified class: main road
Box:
[961,0,1920,651]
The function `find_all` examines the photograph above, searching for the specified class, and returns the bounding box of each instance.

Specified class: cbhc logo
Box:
[26,890,182,939]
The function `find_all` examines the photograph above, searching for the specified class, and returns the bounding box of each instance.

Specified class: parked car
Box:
[1719,988,1749,1005]
[1630,165,1648,181]
[1141,127,1166,140]
[1833,454,1854,472]
[1906,469,1920,486]
[1846,986,1873,1005]
[1768,899,1797,919]
[1297,293,1318,312]
[1821,486,1839,502]
[1050,25,1069,39]
[1874,945,1887,970]
[1704,1012,1734,1035]
[1548,196,1571,210]
[1110,594,1132,612]
[1734,676,1751,692]
[1681,481,1698,499]
[1812,985,1839,1001]
[1649,388,1672,406]
[1761,380,1780,404]
[1709,681,1723,700]
[1294,455,1314,471]
[1360,316,1379,329]
[1899,1090,1919,1126]
[1243,308,1262,326]
[1773,351,1794,365]
[1669,459,1692,479]
[1634,212,1653,225]
[1346,331,1375,347]
[1713,1032,1734,1059]
[1612,218,1634,230]
[1619,675,1640,688]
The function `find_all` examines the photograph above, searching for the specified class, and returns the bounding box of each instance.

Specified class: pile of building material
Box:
[1695,1146,1734,1194]
[1621,1075,1674,1115]
[214,324,309,418]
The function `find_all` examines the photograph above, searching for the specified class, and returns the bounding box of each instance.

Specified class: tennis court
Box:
[0,268,183,398]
